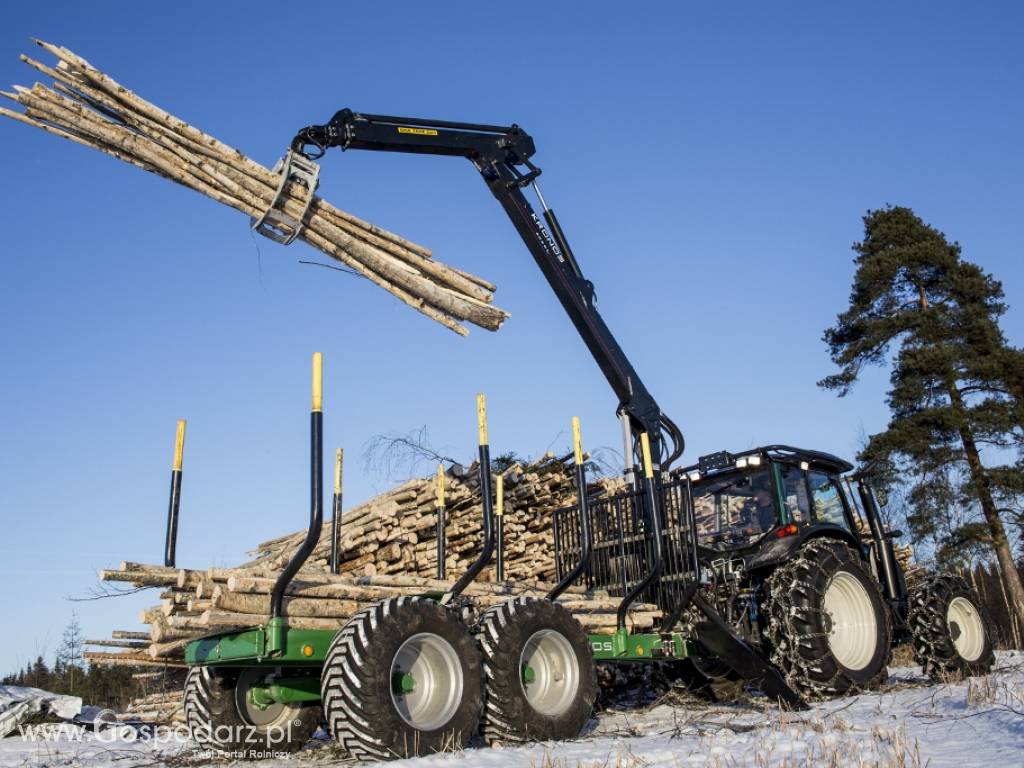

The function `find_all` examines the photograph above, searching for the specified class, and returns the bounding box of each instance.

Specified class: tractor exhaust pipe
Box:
[164,420,186,568]
[268,353,324,652]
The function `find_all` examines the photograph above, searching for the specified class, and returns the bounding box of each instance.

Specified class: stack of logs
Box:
[85,454,653,675]
[1,40,509,336]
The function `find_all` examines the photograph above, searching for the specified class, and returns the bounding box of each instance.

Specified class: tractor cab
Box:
[677,446,858,558]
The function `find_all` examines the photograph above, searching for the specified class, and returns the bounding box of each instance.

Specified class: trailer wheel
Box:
[476,597,597,744]
[908,574,994,681]
[183,666,321,758]
[764,538,891,699]
[321,597,482,760]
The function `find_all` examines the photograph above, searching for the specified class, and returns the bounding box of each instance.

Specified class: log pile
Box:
[0,40,509,336]
[85,455,653,671]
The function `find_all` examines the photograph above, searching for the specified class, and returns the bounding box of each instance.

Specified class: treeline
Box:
[968,561,1024,649]
[1,656,142,711]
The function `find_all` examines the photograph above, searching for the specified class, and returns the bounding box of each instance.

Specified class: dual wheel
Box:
[765,539,995,699]
[320,596,597,760]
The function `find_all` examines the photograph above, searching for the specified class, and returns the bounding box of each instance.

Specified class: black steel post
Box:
[549,417,594,600]
[330,448,343,575]
[444,394,495,602]
[270,353,324,622]
[164,420,186,568]
[435,464,447,580]
[495,474,505,582]
[856,479,902,601]
[616,433,664,629]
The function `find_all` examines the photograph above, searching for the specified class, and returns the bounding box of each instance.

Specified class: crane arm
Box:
[291,109,684,471]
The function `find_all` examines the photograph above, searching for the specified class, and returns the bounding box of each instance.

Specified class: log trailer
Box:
[179,113,995,760]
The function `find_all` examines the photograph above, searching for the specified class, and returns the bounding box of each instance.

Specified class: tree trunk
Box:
[947,381,1024,627]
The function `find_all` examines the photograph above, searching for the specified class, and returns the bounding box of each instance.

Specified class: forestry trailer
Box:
[180,112,995,760]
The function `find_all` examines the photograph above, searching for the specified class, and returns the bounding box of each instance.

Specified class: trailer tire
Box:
[476,597,597,744]
[908,574,994,681]
[321,597,482,760]
[764,538,891,699]
[183,666,321,758]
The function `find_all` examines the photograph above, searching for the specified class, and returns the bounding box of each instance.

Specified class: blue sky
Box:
[0,2,1021,675]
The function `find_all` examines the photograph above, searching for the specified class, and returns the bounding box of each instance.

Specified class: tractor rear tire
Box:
[476,597,597,744]
[764,539,891,699]
[908,574,994,681]
[320,597,482,760]
[183,666,321,758]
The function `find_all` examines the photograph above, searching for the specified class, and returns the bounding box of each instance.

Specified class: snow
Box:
[2,652,1022,768]
[0,686,81,738]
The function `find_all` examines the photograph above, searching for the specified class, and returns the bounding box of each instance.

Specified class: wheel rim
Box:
[947,596,985,662]
[823,571,878,671]
[519,629,579,716]
[234,668,290,728]
[390,632,463,731]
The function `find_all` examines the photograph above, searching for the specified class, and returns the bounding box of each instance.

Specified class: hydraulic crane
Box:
[288,110,685,480]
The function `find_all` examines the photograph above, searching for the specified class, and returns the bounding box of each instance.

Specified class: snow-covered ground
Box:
[3,652,1022,768]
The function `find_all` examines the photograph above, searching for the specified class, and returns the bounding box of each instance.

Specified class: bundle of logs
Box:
[85,454,657,679]
[0,40,508,336]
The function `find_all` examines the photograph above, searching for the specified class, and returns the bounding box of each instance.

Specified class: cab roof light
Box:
[687,470,701,482]
[747,455,762,466]
[799,461,809,471]
[735,458,748,469]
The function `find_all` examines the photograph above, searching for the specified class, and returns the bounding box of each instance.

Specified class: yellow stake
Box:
[476,393,488,446]
[640,433,655,480]
[334,448,344,495]
[495,474,504,517]
[572,416,584,465]
[172,419,186,471]
[435,464,446,508]
[311,352,323,412]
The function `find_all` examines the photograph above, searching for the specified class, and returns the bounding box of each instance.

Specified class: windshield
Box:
[693,469,778,550]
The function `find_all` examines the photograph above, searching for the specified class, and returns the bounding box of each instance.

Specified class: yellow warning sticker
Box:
[397,126,439,136]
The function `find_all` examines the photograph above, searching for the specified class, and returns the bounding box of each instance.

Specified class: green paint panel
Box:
[185,624,339,667]
[587,630,693,662]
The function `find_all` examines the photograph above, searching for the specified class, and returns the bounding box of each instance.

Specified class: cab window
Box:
[779,465,811,524]
[808,471,849,529]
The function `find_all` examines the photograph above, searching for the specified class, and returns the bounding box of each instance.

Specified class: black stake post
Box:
[443,394,495,603]
[330,448,343,575]
[435,464,447,580]
[548,416,593,600]
[495,474,505,582]
[268,353,324,653]
[616,432,663,630]
[164,420,186,568]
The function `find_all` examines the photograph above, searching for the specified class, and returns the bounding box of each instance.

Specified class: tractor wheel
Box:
[182,666,321,758]
[908,574,994,681]
[764,538,891,699]
[320,597,482,760]
[476,597,597,744]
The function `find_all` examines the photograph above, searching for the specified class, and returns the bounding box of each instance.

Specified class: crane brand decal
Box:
[397,126,439,136]
[530,213,564,260]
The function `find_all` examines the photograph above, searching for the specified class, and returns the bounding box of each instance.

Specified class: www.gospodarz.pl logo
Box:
[17,719,301,759]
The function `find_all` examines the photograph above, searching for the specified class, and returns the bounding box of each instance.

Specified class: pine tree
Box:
[821,206,1024,625]
[55,611,85,694]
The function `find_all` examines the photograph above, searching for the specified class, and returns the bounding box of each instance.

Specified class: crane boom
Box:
[290,109,684,473]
